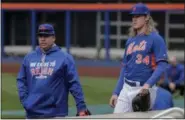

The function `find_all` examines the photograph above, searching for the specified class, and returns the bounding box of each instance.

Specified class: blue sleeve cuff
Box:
[77,103,87,113]
[113,92,119,96]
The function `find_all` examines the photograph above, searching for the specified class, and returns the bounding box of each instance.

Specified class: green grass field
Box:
[1,73,184,119]
[1,73,117,118]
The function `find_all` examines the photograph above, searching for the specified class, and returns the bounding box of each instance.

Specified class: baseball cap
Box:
[37,24,55,35]
[130,3,150,15]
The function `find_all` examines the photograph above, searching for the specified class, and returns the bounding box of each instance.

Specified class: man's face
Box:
[38,34,55,51]
[169,57,177,66]
[132,15,147,29]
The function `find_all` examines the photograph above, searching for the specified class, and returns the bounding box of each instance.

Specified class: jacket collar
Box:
[36,44,61,55]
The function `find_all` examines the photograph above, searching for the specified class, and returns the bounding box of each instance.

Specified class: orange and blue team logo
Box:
[126,40,153,66]
[29,60,56,79]
[126,40,147,55]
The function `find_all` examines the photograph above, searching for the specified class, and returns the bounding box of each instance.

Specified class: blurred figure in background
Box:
[157,71,170,91]
[166,56,184,96]
[158,56,184,96]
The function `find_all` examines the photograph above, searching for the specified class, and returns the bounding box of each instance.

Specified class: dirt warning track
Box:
[2,62,121,78]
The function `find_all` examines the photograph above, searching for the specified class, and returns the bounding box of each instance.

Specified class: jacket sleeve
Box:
[166,65,173,82]
[163,70,170,85]
[175,65,184,85]
[64,53,87,113]
[16,56,29,106]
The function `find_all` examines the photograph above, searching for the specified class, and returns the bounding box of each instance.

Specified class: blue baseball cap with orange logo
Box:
[130,3,150,15]
[37,24,55,36]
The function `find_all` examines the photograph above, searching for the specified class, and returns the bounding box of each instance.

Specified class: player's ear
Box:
[145,15,150,22]
[52,36,56,42]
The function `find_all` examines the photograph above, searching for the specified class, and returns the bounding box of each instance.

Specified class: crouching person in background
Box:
[16,24,91,119]
[157,71,170,91]
[166,56,184,96]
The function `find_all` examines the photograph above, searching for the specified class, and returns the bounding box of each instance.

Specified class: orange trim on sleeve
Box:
[1,3,184,10]
[151,54,157,70]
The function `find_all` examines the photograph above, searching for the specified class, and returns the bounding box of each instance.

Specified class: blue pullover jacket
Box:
[167,64,184,85]
[17,45,87,118]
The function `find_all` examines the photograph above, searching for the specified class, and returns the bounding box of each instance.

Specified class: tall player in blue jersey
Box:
[109,3,169,113]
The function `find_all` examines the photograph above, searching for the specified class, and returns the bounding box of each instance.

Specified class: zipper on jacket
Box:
[40,53,46,77]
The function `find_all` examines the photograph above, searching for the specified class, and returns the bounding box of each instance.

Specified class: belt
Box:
[124,78,140,87]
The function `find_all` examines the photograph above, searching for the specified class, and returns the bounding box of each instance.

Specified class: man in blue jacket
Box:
[17,24,90,118]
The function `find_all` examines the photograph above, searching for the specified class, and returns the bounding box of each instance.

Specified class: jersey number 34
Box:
[136,54,149,65]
